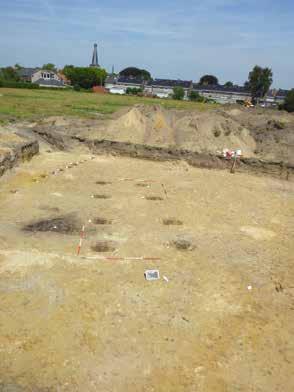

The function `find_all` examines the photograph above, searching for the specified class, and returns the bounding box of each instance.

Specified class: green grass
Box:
[0,88,214,123]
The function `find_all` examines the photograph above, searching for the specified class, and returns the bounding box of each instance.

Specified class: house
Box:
[17,67,65,88]
[17,67,39,82]
[105,76,144,94]
[145,79,193,99]
[105,76,192,98]
[105,75,249,103]
[192,84,251,104]
[31,69,65,88]
[105,74,288,105]
[264,89,289,107]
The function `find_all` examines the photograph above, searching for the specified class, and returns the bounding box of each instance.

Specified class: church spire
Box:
[90,43,100,68]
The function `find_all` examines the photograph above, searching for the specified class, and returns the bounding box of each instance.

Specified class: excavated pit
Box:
[92,194,111,199]
[146,196,164,201]
[91,241,117,252]
[23,215,81,235]
[96,181,112,185]
[171,238,195,251]
[163,218,183,226]
[93,217,112,225]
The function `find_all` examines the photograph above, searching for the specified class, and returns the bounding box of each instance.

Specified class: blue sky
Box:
[0,0,293,88]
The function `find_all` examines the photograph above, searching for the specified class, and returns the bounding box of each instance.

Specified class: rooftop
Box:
[193,84,250,94]
[33,78,65,87]
[148,79,192,88]
[17,67,39,78]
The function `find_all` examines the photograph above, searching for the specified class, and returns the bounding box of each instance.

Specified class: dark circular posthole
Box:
[96,181,112,185]
[163,218,183,226]
[92,194,111,199]
[93,217,112,225]
[171,239,194,251]
[146,196,163,201]
[92,241,116,252]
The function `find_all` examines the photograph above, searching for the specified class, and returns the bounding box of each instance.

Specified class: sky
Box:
[0,0,293,88]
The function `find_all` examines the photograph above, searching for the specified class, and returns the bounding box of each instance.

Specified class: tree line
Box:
[0,63,293,112]
[0,63,107,91]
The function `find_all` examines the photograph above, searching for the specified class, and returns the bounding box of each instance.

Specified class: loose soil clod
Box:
[163,218,183,226]
[23,215,81,235]
[91,241,117,252]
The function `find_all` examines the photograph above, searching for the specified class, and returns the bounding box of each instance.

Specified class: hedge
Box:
[0,80,40,89]
[0,80,74,91]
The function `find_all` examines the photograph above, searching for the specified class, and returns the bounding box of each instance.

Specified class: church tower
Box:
[90,43,100,68]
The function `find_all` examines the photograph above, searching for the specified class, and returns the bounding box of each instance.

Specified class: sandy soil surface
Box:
[0,142,293,391]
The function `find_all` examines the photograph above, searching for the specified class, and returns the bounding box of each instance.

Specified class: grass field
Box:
[0,88,214,123]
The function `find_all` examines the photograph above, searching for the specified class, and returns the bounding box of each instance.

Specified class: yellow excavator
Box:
[244,99,254,108]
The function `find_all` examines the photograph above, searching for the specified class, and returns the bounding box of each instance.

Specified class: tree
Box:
[0,66,20,81]
[119,67,151,81]
[126,87,142,95]
[224,81,234,88]
[62,66,107,89]
[42,63,57,71]
[246,65,273,102]
[189,90,204,102]
[173,86,185,100]
[199,75,218,86]
[283,89,294,113]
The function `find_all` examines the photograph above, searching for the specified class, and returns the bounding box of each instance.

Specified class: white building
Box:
[193,84,251,104]
[105,76,192,99]
[105,75,288,105]
[31,69,65,88]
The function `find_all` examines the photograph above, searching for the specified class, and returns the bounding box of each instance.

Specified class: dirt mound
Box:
[97,105,257,157]
[20,104,294,168]
[174,111,256,156]
[106,105,174,146]
[228,109,294,164]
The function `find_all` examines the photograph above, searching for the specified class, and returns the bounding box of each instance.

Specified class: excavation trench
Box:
[4,127,292,181]
[0,140,39,177]
[88,139,294,181]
